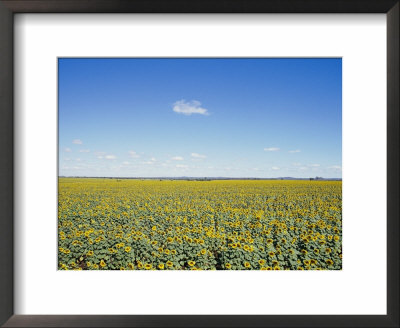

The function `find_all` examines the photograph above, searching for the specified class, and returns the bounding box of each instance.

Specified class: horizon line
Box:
[58,176,342,180]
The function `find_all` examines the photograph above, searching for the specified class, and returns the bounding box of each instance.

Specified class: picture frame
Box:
[0,0,398,327]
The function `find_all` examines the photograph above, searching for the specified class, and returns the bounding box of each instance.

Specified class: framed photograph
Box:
[0,1,398,327]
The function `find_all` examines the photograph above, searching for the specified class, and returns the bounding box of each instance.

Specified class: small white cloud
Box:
[142,161,154,165]
[191,153,206,159]
[63,166,81,170]
[79,149,90,153]
[309,164,320,167]
[128,151,140,158]
[105,155,116,160]
[72,139,83,145]
[97,156,103,159]
[176,164,188,168]
[289,150,301,153]
[292,162,301,166]
[65,148,72,152]
[328,165,342,170]
[264,147,280,152]
[271,166,280,170]
[150,157,156,162]
[122,161,130,165]
[173,100,209,116]
[172,156,184,161]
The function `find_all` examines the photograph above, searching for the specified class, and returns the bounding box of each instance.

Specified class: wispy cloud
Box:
[62,166,81,170]
[128,150,140,158]
[271,166,280,170]
[171,156,184,161]
[172,100,209,116]
[122,161,130,165]
[308,164,320,167]
[191,153,206,159]
[105,155,116,160]
[79,149,90,153]
[328,165,342,170]
[176,164,188,168]
[72,139,83,145]
[289,149,301,153]
[264,147,280,152]
[65,148,72,152]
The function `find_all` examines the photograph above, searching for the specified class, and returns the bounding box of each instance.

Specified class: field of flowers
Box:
[58,178,342,270]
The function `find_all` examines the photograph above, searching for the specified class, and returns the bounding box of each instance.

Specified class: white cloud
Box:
[176,164,188,168]
[172,100,209,116]
[309,164,320,167]
[289,150,301,153]
[62,166,81,170]
[79,149,90,153]
[105,155,116,160]
[72,139,83,145]
[65,148,71,152]
[122,161,130,165]
[292,162,301,166]
[328,165,342,170]
[271,166,280,170]
[150,157,156,162]
[191,153,206,159]
[128,151,140,158]
[171,156,184,161]
[264,147,280,152]
[142,161,154,165]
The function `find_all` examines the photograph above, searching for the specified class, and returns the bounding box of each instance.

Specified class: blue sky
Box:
[59,58,342,178]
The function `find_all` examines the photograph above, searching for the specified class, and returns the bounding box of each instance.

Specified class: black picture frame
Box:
[0,1,398,327]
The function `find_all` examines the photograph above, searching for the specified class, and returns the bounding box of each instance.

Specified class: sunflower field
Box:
[58,178,342,270]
